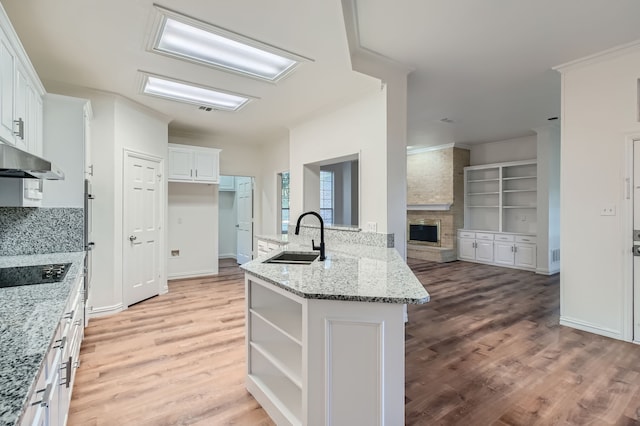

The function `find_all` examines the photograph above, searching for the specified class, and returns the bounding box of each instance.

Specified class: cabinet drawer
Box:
[458,231,475,239]
[494,234,514,242]
[475,233,494,241]
[516,235,536,244]
[267,242,281,252]
[257,240,268,251]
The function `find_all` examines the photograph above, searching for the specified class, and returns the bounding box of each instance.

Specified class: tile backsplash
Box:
[0,207,83,255]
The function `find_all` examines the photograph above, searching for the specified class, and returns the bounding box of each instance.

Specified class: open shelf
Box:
[468,205,499,208]
[503,205,537,209]
[250,308,302,345]
[467,178,499,183]
[502,175,536,181]
[250,342,302,388]
[503,189,536,193]
[467,192,499,195]
[248,373,302,425]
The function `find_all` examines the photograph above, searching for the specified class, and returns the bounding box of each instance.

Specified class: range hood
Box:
[0,144,64,180]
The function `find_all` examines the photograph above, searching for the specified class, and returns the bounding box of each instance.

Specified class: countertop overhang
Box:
[243,236,429,304]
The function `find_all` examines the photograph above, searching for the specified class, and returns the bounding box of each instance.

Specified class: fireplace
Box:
[408,219,441,247]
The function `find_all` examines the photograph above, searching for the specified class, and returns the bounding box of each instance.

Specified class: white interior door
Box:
[236,177,253,264]
[634,140,640,340]
[124,152,161,306]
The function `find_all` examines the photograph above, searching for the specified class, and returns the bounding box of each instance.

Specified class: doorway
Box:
[123,150,163,307]
[218,175,254,265]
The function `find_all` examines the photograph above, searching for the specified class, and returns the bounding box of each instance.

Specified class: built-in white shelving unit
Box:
[460,160,538,271]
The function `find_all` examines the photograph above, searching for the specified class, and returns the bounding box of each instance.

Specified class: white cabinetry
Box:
[457,231,494,263]
[461,159,538,272]
[256,237,286,257]
[21,271,84,426]
[167,143,220,184]
[458,230,536,271]
[246,275,405,425]
[0,4,44,153]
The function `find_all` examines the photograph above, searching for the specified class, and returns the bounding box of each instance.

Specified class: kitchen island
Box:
[0,252,85,426]
[241,237,429,426]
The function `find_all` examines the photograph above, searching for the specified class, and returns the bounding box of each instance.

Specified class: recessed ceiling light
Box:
[150,5,311,82]
[440,118,453,123]
[140,73,252,111]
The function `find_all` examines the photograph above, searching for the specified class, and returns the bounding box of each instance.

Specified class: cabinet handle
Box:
[195,169,198,178]
[64,310,74,320]
[60,356,72,388]
[13,118,24,139]
[511,246,514,252]
[54,336,67,350]
[514,246,518,253]
[31,383,52,407]
[190,169,193,177]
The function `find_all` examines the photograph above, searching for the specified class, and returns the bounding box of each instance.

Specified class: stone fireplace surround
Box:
[406,145,469,262]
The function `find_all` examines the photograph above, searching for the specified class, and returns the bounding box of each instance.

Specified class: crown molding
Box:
[553,39,640,73]
[407,142,471,155]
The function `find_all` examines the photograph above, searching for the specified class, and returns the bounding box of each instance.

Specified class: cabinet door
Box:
[26,83,43,155]
[494,242,515,266]
[476,240,494,263]
[167,147,194,181]
[13,62,27,151]
[515,243,536,269]
[458,238,476,261]
[0,33,15,145]
[193,150,219,182]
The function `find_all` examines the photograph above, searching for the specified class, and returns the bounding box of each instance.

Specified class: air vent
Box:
[551,248,560,263]
[199,106,213,112]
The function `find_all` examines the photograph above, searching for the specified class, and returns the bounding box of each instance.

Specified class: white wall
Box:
[557,43,640,341]
[46,85,169,316]
[259,136,289,236]
[42,94,88,208]
[470,135,537,165]
[290,89,387,233]
[168,182,218,277]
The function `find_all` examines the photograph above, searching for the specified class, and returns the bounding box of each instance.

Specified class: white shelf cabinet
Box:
[246,274,405,426]
[457,230,536,272]
[256,237,287,257]
[464,160,537,234]
[167,143,221,184]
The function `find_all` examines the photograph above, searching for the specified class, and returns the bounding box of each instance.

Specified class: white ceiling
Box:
[4,0,640,147]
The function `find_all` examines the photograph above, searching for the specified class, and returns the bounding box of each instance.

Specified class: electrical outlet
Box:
[367,222,377,232]
[600,205,616,216]
[171,249,180,257]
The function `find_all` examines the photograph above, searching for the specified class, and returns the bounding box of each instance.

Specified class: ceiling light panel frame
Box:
[148,5,312,83]
[138,72,256,112]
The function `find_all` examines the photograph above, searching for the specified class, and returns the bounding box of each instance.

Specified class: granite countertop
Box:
[243,236,429,304]
[0,251,85,426]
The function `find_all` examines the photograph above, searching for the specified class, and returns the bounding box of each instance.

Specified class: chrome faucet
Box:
[294,211,326,261]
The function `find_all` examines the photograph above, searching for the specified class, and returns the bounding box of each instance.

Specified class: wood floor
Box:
[68,258,640,425]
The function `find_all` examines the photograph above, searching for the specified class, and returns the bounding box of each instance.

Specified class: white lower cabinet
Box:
[21,271,84,426]
[246,275,405,425]
[458,230,537,272]
[256,237,286,257]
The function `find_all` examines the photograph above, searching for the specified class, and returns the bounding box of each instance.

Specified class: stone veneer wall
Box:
[0,207,84,255]
[406,147,469,262]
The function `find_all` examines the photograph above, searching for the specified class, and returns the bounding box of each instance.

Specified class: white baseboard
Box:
[536,267,560,275]
[88,302,124,319]
[168,269,218,280]
[560,316,622,340]
[219,254,237,260]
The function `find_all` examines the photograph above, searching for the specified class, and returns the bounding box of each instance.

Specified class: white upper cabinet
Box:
[0,2,45,154]
[0,29,15,145]
[168,143,221,184]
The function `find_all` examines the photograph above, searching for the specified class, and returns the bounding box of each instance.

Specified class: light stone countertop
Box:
[243,236,430,304]
[0,252,85,426]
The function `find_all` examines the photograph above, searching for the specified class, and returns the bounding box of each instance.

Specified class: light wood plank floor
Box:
[68,259,640,425]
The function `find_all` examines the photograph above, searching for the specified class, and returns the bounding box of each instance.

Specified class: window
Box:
[320,170,334,226]
[280,172,290,234]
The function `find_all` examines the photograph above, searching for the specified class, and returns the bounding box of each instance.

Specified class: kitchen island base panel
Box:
[246,275,405,426]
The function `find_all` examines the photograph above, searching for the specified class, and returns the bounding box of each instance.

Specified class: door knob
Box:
[129,235,137,241]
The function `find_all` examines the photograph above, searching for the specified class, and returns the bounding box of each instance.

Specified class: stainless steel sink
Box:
[263,251,319,265]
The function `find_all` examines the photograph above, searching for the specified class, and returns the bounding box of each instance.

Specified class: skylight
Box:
[151,6,306,82]
[141,74,251,111]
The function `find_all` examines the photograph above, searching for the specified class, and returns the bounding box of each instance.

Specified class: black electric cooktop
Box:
[0,263,71,288]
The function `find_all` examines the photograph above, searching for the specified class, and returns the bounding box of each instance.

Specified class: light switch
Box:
[367,222,377,232]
